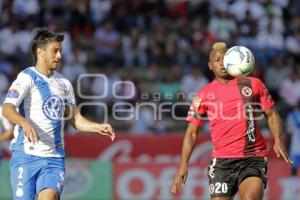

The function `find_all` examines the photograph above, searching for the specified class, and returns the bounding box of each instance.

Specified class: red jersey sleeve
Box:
[186,92,207,126]
[254,78,275,111]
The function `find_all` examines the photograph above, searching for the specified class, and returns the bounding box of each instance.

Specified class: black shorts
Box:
[207,157,268,198]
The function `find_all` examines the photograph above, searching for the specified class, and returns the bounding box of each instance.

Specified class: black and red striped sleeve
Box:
[254,78,275,111]
[186,92,207,126]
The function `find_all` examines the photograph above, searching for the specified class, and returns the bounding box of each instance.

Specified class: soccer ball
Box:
[223,46,255,77]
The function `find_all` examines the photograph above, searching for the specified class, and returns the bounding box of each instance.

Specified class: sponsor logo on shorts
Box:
[56,171,65,192]
[209,184,215,194]
[57,182,64,192]
[60,172,65,181]
[16,187,24,197]
[208,158,217,178]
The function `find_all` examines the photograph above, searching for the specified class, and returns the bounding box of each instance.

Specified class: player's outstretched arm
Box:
[2,103,39,144]
[69,105,115,141]
[172,122,200,194]
[265,106,293,165]
[0,129,14,143]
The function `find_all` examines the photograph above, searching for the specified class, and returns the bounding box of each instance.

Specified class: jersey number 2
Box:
[18,167,24,179]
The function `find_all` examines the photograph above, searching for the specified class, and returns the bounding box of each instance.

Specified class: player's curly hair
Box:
[31,29,64,63]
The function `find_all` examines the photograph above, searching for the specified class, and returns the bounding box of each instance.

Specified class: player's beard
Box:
[51,61,61,70]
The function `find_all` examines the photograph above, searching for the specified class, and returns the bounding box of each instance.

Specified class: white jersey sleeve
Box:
[4,72,32,107]
[65,79,76,106]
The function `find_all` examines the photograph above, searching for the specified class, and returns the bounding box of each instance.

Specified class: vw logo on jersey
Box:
[42,95,63,120]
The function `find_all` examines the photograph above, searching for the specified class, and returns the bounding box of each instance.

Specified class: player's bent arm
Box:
[179,122,201,166]
[2,103,39,143]
[265,106,292,164]
[265,106,282,141]
[172,122,200,194]
[0,129,14,143]
[69,105,115,141]
[2,103,27,126]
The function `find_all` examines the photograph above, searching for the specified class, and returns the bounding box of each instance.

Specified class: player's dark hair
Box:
[31,29,64,63]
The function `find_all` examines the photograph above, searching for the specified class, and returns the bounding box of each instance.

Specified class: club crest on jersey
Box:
[42,95,63,120]
[192,96,201,108]
[52,79,67,94]
[241,86,252,97]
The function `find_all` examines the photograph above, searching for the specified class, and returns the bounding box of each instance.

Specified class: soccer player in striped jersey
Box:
[172,42,292,200]
[2,29,115,200]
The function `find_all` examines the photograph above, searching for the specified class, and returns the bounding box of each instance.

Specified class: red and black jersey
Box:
[187,77,274,158]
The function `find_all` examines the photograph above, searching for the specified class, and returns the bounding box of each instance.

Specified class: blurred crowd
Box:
[0,0,300,134]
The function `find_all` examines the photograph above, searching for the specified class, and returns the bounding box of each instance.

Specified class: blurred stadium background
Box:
[0,0,299,199]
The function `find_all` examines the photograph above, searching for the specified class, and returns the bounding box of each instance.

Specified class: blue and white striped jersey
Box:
[4,67,76,157]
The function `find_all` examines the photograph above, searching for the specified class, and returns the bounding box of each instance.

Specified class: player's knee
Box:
[38,194,59,200]
[241,193,263,200]
[38,189,59,200]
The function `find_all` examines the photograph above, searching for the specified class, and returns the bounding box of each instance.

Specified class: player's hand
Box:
[171,164,188,194]
[273,140,293,165]
[98,123,115,141]
[20,119,39,144]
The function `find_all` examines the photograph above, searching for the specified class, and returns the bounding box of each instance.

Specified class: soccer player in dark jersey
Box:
[171,42,293,200]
